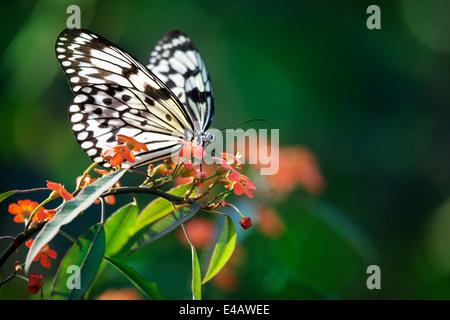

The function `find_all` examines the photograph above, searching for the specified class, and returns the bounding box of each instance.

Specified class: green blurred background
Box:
[1,0,450,299]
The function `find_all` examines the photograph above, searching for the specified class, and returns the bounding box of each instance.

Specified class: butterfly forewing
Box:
[147,30,214,133]
[69,84,183,166]
[56,28,211,168]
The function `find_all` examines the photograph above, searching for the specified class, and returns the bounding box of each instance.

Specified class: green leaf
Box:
[25,169,126,274]
[202,215,236,284]
[131,184,193,235]
[0,190,16,203]
[181,224,202,300]
[129,202,201,256]
[191,245,201,300]
[84,202,139,299]
[50,223,105,300]
[104,202,139,257]
[181,225,202,300]
[103,256,164,300]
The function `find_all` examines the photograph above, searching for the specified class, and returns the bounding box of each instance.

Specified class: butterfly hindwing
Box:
[56,28,207,167]
[147,30,214,133]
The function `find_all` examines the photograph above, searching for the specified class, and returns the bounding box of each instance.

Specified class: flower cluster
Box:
[5,179,73,297]
[212,152,256,198]
[1,133,262,299]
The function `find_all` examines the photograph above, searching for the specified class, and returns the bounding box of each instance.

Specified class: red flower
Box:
[238,216,253,230]
[227,172,256,198]
[26,239,57,269]
[116,134,149,153]
[178,140,206,160]
[47,181,73,201]
[8,200,43,224]
[28,273,44,295]
[103,145,135,166]
[221,152,243,169]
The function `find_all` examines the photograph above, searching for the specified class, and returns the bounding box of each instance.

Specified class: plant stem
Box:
[74,161,98,194]
[25,196,52,231]
[0,221,46,269]
[57,230,77,244]
[104,186,201,206]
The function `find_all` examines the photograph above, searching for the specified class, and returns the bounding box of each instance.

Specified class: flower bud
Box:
[49,189,61,200]
[217,177,231,186]
[14,261,22,272]
[28,273,44,295]
[194,171,207,181]
[101,152,112,162]
[239,216,253,230]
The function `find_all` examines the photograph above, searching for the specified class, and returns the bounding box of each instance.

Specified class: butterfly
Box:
[55,28,215,168]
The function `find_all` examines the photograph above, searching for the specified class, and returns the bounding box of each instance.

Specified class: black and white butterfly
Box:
[55,28,215,168]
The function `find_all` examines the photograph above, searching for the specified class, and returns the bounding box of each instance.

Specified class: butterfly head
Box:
[184,129,215,147]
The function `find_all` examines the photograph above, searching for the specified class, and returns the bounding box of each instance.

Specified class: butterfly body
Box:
[56,28,214,168]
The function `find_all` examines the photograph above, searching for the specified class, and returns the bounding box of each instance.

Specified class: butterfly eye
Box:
[206,133,216,143]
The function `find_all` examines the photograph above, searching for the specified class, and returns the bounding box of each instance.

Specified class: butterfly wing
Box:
[147,30,214,133]
[56,28,194,167]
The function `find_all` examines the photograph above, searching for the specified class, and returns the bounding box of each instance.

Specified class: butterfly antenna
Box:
[218,118,267,131]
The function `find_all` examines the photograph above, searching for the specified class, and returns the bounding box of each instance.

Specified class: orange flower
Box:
[103,145,135,166]
[47,181,74,201]
[227,172,256,198]
[8,200,43,223]
[26,239,57,269]
[36,208,57,222]
[117,134,149,152]
[28,273,44,295]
